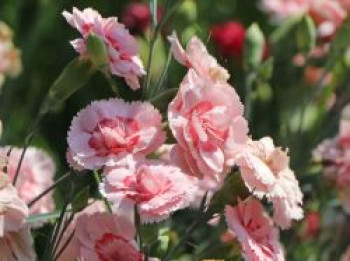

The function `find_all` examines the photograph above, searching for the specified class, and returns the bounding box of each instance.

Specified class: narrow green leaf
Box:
[71,186,90,213]
[330,15,350,61]
[149,0,158,27]
[27,211,63,224]
[270,14,303,44]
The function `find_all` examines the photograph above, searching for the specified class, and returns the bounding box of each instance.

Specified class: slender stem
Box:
[298,61,333,135]
[13,107,45,186]
[143,28,159,99]
[93,171,112,213]
[28,171,71,208]
[163,210,213,261]
[134,204,143,250]
[52,212,75,257]
[244,72,255,122]
[142,0,179,99]
[102,70,119,96]
[54,230,75,261]
[151,47,172,98]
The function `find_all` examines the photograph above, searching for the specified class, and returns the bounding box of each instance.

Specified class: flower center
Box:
[94,233,142,261]
[124,166,170,203]
[88,117,140,157]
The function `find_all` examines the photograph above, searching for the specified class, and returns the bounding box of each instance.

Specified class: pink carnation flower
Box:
[225,199,285,261]
[0,147,56,215]
[168,32,230,83]
[237,137,303,229]
[261,0,347,39]
[62,7,145,90]
[0,173,36,261]
[102,160,196,223]
[69,212,158,261]
[168,69,248,181]
[67,98,165,170]
[314,106,350,213]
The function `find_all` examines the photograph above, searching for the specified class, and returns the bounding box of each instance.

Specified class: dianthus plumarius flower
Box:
[236,137,303,229]
[168,32,230,83]
[67,98,165,170]
[168,69,248,181]
[0,147,56,216]
[225,199,285,261]
[65,212,159,261]
[0,21,22,87]
[62,7,145,90]
[314,105,350,213]
[102,159,197,223]
[0,172,36,261]
[260,0,348,40]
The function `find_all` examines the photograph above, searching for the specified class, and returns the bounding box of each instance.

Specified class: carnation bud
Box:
[41,57,95,114]
[296,15,316,55]
[243,23,265,70]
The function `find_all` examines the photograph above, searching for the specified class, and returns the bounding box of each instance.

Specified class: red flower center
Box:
[88,117,140,157]
[94,233,143,261]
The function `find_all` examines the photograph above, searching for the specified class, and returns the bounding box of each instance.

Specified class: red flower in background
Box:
[210,22,246,59]
[302,212,320,239]
[122,3,163,34]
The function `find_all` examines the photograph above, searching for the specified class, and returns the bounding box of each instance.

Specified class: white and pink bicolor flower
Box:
[67,98,165,170]
[237,137,304,229]
[225,199,285,261]
[62,7,145,90]
[102,159,197,223]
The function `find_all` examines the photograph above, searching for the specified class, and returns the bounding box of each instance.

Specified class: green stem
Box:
[102,70,119,96]
[298,61,333,136]
[142,0,180,99]
[244,72,255,122]
[13,111,44,186]
[93,171,113,213]
[28,171,71,208]
[163,210,214,261]
[134,205,143,250]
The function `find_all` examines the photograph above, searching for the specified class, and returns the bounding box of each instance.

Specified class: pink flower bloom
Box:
[314,105,350,213]
[0,147,56,215]
[0,173,36,261]
[62,7,145,90]
[225,199,285,261]
[168,32,230,83]
[56,200,106,261]
[69,212,159,261]
[67,98,165,170]
[0,22,21,87]
[341,246,350,261]
[168,69,248,181]
[102,160,197,223]
[261,0,347,39]
[237,137,303,229]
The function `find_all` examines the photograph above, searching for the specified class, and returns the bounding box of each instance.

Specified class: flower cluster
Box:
[0,22,21,87]
[314,105,350,213]
[261,0,349,38]
[64,9,304,258]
